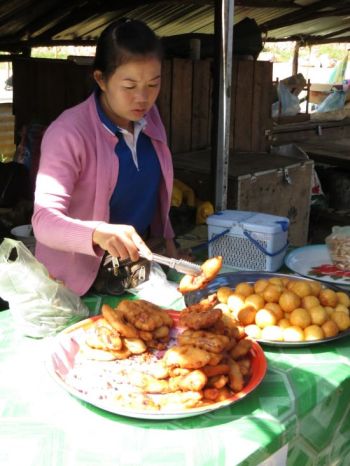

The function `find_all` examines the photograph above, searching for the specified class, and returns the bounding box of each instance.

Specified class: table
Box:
[1,288,350,466]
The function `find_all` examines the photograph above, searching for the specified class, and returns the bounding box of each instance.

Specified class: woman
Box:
[32,19,177,296]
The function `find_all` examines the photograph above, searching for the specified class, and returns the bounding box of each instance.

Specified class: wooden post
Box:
[212,0,235,211]
[292,41,300,76]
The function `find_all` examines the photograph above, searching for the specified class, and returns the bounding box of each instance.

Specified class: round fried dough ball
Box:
[324,306,335,317]
[213,303,230,315]
[322,320,339,338]
[331,311,350,331]
[236,306,257,326]
[255,308,277,329]
[319,289,338,307]
[261,325,284,341]
[336,291,350,307]
[335,304,350,315]
[263,285,282,303]
[254,279,269,294]
[301,295,320,310]
[308,280,322,296]
[309,305,327,326]
[304,325,325,341]
[281,277,291,287]
[265,302,284,321]
[227,293,246,316]
[217,286,234,304]
[268,277,284,289]
[290,281,312,298]
[235,282,254,298]
[278,318,291,329]
[283,325,305,342]
[289,308,311,329]
[245,324,262,339]
[245,294,265,311]
[279,290,301,313]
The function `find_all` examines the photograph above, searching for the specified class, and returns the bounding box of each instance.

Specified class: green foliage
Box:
[262,42,349,63]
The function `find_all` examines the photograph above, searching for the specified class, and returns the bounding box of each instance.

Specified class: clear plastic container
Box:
[325,226,350,270]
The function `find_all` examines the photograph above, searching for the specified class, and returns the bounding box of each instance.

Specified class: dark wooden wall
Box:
[12,56,272,154]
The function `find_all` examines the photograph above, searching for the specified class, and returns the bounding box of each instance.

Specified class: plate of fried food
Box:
[184,272,350,347]
[47,297,267,420]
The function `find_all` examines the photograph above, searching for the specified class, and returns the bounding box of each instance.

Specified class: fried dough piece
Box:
[227,358,244,392]
[147,339,169,351]
[148,362,170,379]
[101,304,139,338]
[123,338,147,354]
[230,338,252,360]
[153,325,170,339]
[203,388,220,401]
[206,374,229,389]
[206,351,224,366]
[179,306,222,330]
[139,330,153,341]
[129,372,169,393]
[117,300,173,331]
[79,343,131,361]
[156,391,204,410]
[130,370,207,394]
[168,370,207,392]
[115,392,160,411]
[178,329,230,353]
[163,345,212,369]
[178,256,223,294]
[85,320,123,351]
[202,364,230,377]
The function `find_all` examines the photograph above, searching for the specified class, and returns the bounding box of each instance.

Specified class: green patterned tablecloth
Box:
[1,291,350,466]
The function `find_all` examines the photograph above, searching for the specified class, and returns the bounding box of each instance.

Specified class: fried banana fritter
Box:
[178,256,223,294]
[179,306,222,330]
[163,345,212,369]
[178,329,230,353]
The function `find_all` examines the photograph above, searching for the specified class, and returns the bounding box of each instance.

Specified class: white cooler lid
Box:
[206,210,289,234]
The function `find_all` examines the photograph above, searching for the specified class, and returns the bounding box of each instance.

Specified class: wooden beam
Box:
[236,0,297,6]
[260,0,349,32]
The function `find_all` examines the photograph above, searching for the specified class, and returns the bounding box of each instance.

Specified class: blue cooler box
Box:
[206,210,289,272]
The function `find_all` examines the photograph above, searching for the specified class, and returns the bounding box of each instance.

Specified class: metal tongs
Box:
[139,251,202,276]
[104,252,202,277]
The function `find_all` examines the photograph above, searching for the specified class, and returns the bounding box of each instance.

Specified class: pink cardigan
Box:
[32,94,174,296]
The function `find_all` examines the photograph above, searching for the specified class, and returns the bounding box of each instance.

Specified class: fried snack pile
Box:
[78,298,254,411]
[154,299,254,404]
[82,301,174,360]
[214,277,350,342]
[178,256,223,294]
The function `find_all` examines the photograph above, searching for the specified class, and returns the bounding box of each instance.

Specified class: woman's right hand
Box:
[92,223,152,262]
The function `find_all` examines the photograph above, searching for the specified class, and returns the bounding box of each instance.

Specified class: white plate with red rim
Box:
[284,244,350,289]
[46,311,267,420]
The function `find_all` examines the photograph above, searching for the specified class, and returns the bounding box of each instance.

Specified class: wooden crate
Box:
[173,150,314,246]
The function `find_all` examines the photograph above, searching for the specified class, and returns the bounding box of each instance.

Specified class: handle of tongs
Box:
[139,251,202,276]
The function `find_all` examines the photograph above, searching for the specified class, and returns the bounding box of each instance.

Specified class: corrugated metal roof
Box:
[0,0,349,52]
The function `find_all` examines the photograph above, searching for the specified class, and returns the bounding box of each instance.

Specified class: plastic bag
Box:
[325,226,350,270]
[272,83,300,118]
[0,238,89,337]
[127,263,183,308]
[317,90,346,113]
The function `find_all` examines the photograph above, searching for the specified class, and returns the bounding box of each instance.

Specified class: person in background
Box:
[32,19,178,296]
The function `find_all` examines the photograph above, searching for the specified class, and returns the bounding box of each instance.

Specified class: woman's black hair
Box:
[93,19,163,78]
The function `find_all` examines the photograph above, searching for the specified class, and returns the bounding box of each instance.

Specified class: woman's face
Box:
[94,57,161,130]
